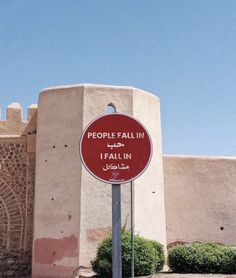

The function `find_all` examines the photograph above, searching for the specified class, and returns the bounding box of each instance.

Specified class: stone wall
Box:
[0,103,37,276]
[164,155,236,247]
[1,86,236,278]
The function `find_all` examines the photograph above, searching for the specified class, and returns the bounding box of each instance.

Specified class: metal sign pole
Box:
[131,181,134,278]
[112,184,122,278]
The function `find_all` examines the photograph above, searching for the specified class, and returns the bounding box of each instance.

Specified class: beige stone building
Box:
[0,84,235,278]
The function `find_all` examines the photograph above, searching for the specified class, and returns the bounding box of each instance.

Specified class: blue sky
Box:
[0,0,236,156]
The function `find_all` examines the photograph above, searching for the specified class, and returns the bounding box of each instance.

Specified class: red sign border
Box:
[79,112,153,184]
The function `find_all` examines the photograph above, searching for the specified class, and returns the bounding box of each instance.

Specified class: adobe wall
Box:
[0,103,37,276]
[2,85,235,278]
[164,155,236,247]
[32,86,84,278]
[133,89,166,243]
[32,84,166,278]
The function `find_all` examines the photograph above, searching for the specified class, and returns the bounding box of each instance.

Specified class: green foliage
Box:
[168,243,236,274]
[149,239,165,272]
[91,230,165,277]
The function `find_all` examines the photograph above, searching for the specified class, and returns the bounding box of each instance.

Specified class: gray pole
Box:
[112,184,122,278]
[131,181,135,278]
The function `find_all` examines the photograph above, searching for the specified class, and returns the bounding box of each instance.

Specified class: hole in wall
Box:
[53,145,56,149]
[45,159,47,162]
[220,226,224,230]
[106,103,116,113]
[64,145,68,148]
[67,215,72,221]
[51,198,54,201]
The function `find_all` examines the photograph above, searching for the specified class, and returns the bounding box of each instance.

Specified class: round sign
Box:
[80,113,152,184]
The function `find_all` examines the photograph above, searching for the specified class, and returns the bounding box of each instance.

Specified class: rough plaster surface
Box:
[78,85,166,266]
[0,103,37,136]
[164,155,236,246]
[33,84,167,277]
[133,89,166,247]
[32,86,84,278]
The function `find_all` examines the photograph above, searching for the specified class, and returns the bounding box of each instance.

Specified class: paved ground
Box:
[20,272,236,278]
[78,273,236,278]
[139,274,236,278]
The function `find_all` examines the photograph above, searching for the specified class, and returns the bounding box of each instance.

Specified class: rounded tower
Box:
[32,84,166,278]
